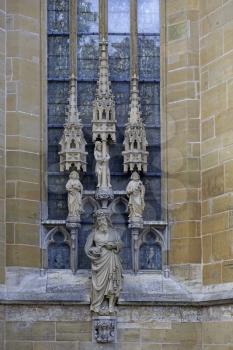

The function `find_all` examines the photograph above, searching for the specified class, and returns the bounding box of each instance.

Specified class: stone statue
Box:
[94,140,111,188]
[66,170,83,219]
[85,209,123,315]
[126,171,145,221]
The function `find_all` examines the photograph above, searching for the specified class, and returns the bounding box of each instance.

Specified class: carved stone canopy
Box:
[122,74,148,172]
[59,74,87,172]
[92,38,116,143]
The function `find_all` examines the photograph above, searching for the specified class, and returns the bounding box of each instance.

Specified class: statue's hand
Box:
[106,242,117,250]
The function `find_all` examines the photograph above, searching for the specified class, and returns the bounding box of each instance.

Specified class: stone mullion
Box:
[70,0,77,77]
[130,0,138,77]
[99,0,107,39]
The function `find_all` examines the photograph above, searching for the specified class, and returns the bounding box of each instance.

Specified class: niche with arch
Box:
[139,228,163,270]
[44,226,71,269]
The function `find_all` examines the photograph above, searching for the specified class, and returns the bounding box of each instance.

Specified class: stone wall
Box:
[1,304,233,349]
[165,0,201,282]
[200,0,233,285]
[0,0,6,285]
[5,0,41,268]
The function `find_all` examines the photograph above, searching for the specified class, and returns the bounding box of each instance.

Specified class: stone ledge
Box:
[1,268,233,306]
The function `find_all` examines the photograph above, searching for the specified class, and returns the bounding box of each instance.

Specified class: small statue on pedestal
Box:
[66,170,83,220]
[85,209,123,315]
[126,171,145,223]
[94,140,111,189]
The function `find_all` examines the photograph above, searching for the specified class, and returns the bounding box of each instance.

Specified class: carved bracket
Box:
[93,316,117,343]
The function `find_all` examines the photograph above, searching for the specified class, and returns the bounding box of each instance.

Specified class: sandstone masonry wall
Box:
[200,0,233,285]
[5,0,41,268]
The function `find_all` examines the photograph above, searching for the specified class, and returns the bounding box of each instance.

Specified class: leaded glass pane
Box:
[48,0,69,33]
[77,0,98,33]
[138,0,160,34]
[77,35,99,79]
[109,35,130,80]
[108,0,130,33]
[48,36,69,79]
[48,82,69,125]
[138,35,160,80]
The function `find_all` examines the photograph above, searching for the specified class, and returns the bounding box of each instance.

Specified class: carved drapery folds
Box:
[59,74,87,173]
[122,74,148,173]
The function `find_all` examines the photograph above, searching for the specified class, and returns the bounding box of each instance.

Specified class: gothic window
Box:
[46,0,162,271]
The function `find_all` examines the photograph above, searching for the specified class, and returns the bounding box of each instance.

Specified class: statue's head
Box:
[69,170,79,179]
[94,209,112,230]
[95,140,102,151]
[131,171,140,181]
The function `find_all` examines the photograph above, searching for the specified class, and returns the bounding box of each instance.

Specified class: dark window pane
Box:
[48,81,69,125]
[109,35,130,80]
[138,35,160,80]
[48,0,69,33]
[77,35,99,79]
[108,0,130,33]
[48,35,69,79]
[77,0,98,33]
[138,0,160,34]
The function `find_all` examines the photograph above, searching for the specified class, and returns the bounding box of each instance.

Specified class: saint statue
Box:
[94,140,111,188]
[85,209,123,314]
[126,171,145,221]
[66,170,83,219]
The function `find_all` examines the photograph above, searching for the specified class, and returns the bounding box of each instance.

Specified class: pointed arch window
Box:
[45,0,163,272]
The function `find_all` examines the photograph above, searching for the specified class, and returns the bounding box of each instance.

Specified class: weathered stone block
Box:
[202,235,212,264]
[202,213,229,235]
[7,150,40,169]
[200,7,223,37]
[201,83,226,120]
[6,223,14,244]
[15,223,39,245]
[215,108,233,136]
[202,118,215,141]
[7,31,39,61]
[168,22,189,41]
[225,161,233,191]
[6,321,55,341]
[6,198,40,223]
[6,112,40,138]
[6,0,40,18]
[200,0,222,18]
[170,238,201,264]
[118,328,140,343]
[222,260,233,283]
[6,342,33,350]
[56,321,92,341]
[202,166,224,200]
[6,244,40,267]
[212,193,233,214]
[212,230,233,261]
[203,263,222,285]
[201,151,219,171]
[203,321,233,344]
[16,181,40,201]
[224,21,233,53]
[171,202,201,221]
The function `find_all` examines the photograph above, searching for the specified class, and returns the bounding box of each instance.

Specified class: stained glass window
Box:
[47,0,161,271]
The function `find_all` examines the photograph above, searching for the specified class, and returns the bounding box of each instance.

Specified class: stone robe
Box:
[85,227,123,313]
